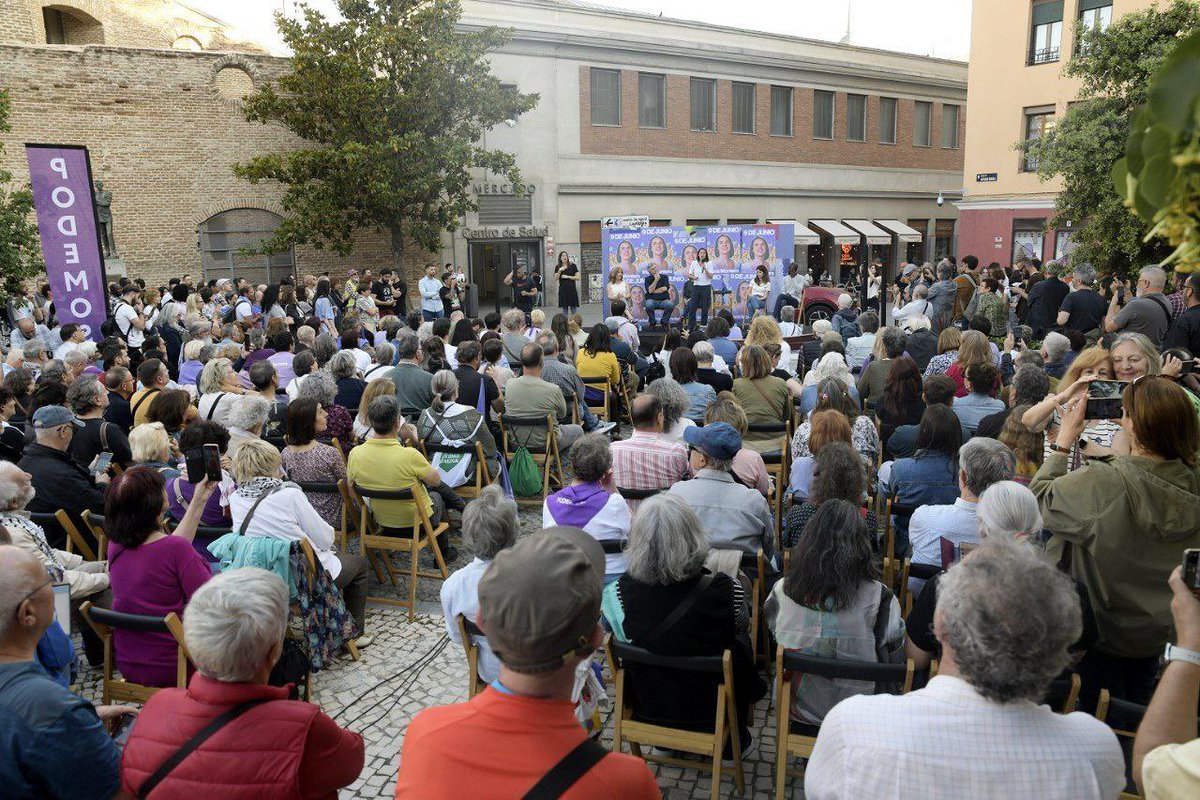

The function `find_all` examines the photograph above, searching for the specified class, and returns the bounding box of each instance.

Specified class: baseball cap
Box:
[683,421,742,460]
[33,405,84,430]
[477,526,605,673]
[604,317,621,332]
[901,263,917,277]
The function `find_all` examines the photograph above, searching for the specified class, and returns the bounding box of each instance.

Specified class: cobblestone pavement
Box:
[76,500,801,799]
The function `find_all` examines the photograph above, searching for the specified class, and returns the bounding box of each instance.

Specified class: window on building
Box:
[1078,0,1113,48]
[1022,105,1055,171]
[637,73,666,128]
[732,82,756,134]
[846,94,867,141]
[879,97,898,144]
[1013,218,1046,262]
[42,6,104,44]
[1030,1,1064,65]
[686,218,719,227]
[43,7,65,43]
[913,101,932,146]
[813,90,834,139]
[690,78,717,132]
[942,104,960,148]
[727,219,759,225]
[770,86,793,136]
[589,68,621,126]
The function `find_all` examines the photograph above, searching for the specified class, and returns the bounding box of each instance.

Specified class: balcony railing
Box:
[1028,46,1060,65]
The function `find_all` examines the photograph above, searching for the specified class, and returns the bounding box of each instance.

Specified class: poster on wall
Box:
[24,144,109,341]
[601,222,794,324]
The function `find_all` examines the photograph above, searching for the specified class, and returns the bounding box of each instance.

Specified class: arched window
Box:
[198,209,294,286]
[42,5,105,45]
[172,35,203,51]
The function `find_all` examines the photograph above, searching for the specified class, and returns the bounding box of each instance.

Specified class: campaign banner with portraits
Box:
[601,223,794,324]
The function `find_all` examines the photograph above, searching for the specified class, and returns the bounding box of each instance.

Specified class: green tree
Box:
[234,0,538,268]
[1021,0,1200,274]
[0,89,44,301]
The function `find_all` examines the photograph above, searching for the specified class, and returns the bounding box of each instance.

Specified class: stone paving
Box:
[75,495,801,799]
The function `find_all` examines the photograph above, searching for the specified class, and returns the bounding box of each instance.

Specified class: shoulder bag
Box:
[205,392,228,421]
[522,737,609,800]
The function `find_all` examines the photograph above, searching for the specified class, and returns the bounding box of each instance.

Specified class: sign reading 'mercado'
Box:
[25,144,109,341]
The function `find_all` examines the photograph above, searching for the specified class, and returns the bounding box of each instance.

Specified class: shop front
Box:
[464,225,548,312]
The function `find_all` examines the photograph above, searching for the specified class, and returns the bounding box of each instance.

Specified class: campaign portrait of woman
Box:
[710,233,738,269]
[731,279,752,320]
[615,239,638,275]
[743,235,775,268]
[639,235,672,272]
[680,243,698,270]
[627,284,647,322]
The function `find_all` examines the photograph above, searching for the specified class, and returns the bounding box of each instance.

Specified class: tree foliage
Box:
[1022,0,1200,274]
[234,0,538,263]
[0,89,44,301]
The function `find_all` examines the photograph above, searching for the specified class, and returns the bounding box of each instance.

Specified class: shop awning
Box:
[874,218,924,244]
[768,219,820,246]
[808,219,861,245]
[842,219,892,246]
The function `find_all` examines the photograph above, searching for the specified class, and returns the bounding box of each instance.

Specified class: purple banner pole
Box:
[24,144,109,341]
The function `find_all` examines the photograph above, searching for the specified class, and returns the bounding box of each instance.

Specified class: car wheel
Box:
[803,304,833,325]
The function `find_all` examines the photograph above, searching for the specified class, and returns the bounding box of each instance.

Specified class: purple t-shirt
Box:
[108,536,211,687]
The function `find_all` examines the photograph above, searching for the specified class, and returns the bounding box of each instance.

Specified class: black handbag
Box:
[269,637,309,689]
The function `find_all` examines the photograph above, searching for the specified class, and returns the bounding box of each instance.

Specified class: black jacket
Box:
[104,391,133,434]
[905,328,938,373]
[1164,305,1200,358]
[18,442,106,550]
[1027,277,1070,335]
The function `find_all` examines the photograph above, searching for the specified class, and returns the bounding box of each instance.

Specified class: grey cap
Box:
[32,405,84,429]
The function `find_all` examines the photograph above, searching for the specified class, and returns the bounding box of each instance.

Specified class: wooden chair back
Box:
[455,613,486,699]
[420,439,491,500]
[79,602,189,705]
[54,509,97,562]
[579,374,611,421]
[606,634,744,800]
[81,510,108,561]
[498,413,563,501]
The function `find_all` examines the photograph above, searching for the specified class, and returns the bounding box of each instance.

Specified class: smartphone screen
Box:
[90,452,112,475]
[203,443,222,482]
[1185,549,1200,599]
[1086,380,1128,420]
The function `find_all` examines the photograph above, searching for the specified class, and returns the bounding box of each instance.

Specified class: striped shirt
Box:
[610,431,691,515]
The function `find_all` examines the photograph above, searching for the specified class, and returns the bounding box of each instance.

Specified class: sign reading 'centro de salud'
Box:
[462,225,550,239]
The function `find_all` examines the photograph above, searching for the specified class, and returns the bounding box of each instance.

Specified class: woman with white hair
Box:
[904,481,1096,671]
[197,357,245,426]
[440,485,518,683]
[416,370,498,480]
[801,350,855,396]
[297,369,353,450]
[118,568,365,797]
[329,350,366,410]
[645,377,694,444]
[228,439,371,645]
[601,492,766,750]
[128,422,180,478]
[178,338,206,388]
[226,394,272,456]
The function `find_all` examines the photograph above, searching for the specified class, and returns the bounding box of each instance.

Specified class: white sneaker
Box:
[593,421,618,435]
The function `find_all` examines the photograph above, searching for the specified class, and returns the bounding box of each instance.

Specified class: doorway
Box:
[468,239,542,312]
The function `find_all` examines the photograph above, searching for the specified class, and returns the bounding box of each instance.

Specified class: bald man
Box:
[0,546,134,798]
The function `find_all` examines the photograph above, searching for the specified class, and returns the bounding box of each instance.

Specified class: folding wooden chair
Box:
[297,537,358,672]
[774,649,915,799]
[499,414,564,503]
[54,509,97,562]
[1043,672,1082,714]
[748,420,791,539]
[293,479,347,548]
[739,549,767,665]
[350,481,449,621]
[881,498,918,567]
[79,602,190,705]
[606,635,744,800]
[81,510,107,560]
[580,374,611,422]
[455,613,487,699]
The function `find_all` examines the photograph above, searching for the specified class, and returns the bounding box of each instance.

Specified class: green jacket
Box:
[1030,452,1200,658]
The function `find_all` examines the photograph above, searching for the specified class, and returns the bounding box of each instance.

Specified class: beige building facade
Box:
[957,0,1154,265]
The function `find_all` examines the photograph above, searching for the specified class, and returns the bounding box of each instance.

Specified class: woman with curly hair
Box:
[782,442,878,549]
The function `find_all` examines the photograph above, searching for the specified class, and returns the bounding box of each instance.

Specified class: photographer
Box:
[1030,376,1200,708]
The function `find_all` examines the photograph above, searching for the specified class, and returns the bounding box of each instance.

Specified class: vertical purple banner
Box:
[25,145,108,341]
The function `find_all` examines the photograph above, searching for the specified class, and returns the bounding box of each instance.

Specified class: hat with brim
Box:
[32,405,84,429]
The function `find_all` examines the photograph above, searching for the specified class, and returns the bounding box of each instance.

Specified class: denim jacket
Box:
[887,452,959,551]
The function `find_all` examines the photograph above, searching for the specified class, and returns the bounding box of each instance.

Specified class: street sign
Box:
[602,215,649,229]
[976,173,998,182]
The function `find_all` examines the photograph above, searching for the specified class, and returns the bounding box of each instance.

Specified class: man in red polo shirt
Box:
[395,526,660,799]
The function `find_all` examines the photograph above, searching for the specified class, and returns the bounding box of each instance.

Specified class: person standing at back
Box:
[1056,263,1107,335]
[394,527,660,799]
[1104,264,1174,347]
[1164,272,1200,357]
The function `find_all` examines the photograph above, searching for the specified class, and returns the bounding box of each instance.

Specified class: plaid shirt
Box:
[1167,290,1187,320]
[610,430,691,514]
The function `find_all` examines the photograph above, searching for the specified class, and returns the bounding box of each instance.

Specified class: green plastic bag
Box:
[509,446,542,497]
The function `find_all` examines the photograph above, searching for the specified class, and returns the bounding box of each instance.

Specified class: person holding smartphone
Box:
[1030,376,1200,709]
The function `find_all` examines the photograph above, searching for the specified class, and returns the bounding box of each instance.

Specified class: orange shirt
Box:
[395,687,660,799]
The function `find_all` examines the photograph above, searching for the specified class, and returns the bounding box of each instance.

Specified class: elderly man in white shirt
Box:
[892,282,932,324]
[804,538,1124,800]
[440,485,519,684]
[909,438,1014,578]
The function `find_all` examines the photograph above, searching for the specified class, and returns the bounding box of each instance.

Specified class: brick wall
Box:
[578,65,965,171]
[0,0,32,42]
[0,44,432,291]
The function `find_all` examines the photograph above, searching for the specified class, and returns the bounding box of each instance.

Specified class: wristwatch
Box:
[1048,441,1072,454]
[1164,643,1200,667]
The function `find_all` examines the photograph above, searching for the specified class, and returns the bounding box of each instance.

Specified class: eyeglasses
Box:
[14,579,51,612]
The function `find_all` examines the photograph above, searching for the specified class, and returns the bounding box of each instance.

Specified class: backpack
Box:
[643,352,666,385]
[962,274,981,320]
[509,446,542,497]
[836,313,861,343]
[101,301,131,340]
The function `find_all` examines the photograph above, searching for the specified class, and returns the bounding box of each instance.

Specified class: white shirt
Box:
[228,483,340,578]
[53,340,81,361]
[892,297,931,323]
[805,675,1124,800]
[909,497,978,570]
[115,303,144,347]
[349,348,372,375]
[198,391,237,427]
[234,298,255,323]
[845,332,876,366]
[782,274,811,297]
[285,374,308,401]
[779,321,804,338]
[689,260,713,286]
[440,557,500,683]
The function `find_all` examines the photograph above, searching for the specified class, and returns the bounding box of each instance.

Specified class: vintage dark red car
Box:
[799,285,845,325]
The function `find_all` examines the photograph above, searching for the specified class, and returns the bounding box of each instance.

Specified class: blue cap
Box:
[683,422,742,460]
[32,405,84,430]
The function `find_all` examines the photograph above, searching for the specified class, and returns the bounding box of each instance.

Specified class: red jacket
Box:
[120,673,363,799]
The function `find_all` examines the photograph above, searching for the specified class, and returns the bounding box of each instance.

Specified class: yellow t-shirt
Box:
[345,437,433,529]
[576,350,621,387]
[1142,739,1200,799]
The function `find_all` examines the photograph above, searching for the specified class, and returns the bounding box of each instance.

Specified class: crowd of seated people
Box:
[3,262,1200,798]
